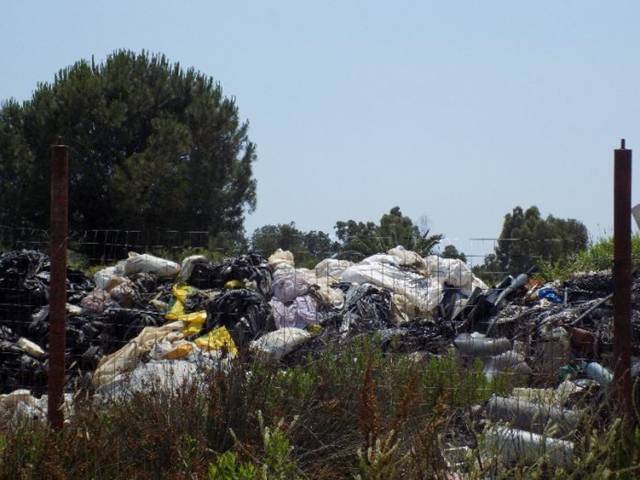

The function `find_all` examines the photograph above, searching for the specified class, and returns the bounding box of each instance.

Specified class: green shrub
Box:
[208,452,257,480]
[540,234,640,280]
[0,337,523,478]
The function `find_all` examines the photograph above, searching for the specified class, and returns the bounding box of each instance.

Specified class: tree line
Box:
[250,205,589,274]
[251,206,444,267]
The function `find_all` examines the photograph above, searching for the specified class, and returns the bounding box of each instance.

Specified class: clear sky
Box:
[2,1,639,259]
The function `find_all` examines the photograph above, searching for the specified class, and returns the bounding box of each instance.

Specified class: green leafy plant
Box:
[208,452,257,480]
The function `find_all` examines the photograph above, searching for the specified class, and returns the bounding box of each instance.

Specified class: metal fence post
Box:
[48,143,68,430]
[613,139,633,419]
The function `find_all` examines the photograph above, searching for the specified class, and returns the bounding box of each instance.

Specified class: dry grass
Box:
[1,336,638,479]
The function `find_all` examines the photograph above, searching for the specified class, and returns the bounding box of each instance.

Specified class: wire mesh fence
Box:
[0,224,630,472]
[0,227,622,385]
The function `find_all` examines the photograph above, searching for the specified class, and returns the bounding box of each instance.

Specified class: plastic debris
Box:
[124,252,181,278]
[454,333,511,357]
[538,285,563,304]
[250,327,312,360]
[194,327,237,355]
[483,426,574,468]
[186,253,272,296]
[340,284,394,333]
[583,361,613,386]
[485,395,579,436]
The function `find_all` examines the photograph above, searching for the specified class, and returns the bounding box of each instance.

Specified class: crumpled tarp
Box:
[340,249,487,315]
[314,258,353,283]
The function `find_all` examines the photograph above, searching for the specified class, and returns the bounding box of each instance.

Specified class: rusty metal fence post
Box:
[48,143,68,430]
[613,139,632,420]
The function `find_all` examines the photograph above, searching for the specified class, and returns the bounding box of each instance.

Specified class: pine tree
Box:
[0,50,256,240]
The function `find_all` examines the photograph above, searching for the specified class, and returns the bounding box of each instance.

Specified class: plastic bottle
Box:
[454,333,511,357]
[584,362,613,386]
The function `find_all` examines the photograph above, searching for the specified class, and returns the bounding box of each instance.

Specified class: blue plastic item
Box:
[584,362,613,386]
[538,287,563,303]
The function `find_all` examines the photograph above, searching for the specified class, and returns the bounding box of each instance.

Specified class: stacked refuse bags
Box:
[0,243,636,457]
[91,246,485,394]
[0,250,94,394]
[0,245,488,397]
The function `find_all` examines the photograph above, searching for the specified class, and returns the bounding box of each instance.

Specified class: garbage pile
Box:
[90,246,487,396]
[450,270,638,469]
[0,250,95,394]
[0,244,635,462]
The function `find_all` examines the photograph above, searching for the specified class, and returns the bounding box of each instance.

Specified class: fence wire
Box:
[0,225,630,466]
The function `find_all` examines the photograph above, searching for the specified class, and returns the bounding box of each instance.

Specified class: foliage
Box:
[0,50,256,242]
[353,430,405,480]
[208,413,299,480]
[441,244,467,262]
[250,223,338,268]
[475,206,588,280]
[334,207,443,258]
[2,335,637,478]
[254,412,300,479]
[539,233,640,281]
[0,337,496,479]
[208,452,257,480]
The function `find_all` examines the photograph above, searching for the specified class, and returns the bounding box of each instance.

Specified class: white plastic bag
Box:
[425,255,474,289]
[341,262,441,313]
[178,254,209,282]
[268,249,295,269]
[315,284,345,309]
[294,268,318,284]
[314,258,353,282]
[270,296,320,329]
[387,246,427,269]
[124,252,181,278]
[250,328,311,360]
[271,274,310,303]
[94,266,118,290]
[359,253,401,266]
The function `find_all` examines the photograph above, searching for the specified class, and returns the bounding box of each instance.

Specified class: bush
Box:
[539,233,640,281]
[0,337,495,479]
[1,336,639,478]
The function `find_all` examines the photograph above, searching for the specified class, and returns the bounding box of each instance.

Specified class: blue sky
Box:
[2,1,639,259]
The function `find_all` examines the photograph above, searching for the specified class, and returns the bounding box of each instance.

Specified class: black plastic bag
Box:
[203,289,275,347]
[187,254,272,296]
[341,284,393,333]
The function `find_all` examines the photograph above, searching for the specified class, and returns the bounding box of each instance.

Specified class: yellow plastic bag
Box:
[224,279,243,289]
[172,284,191,303]
[195,327,237,355]
[165,284,192,320]
[163,342,194,360]
[179,311,207,335]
